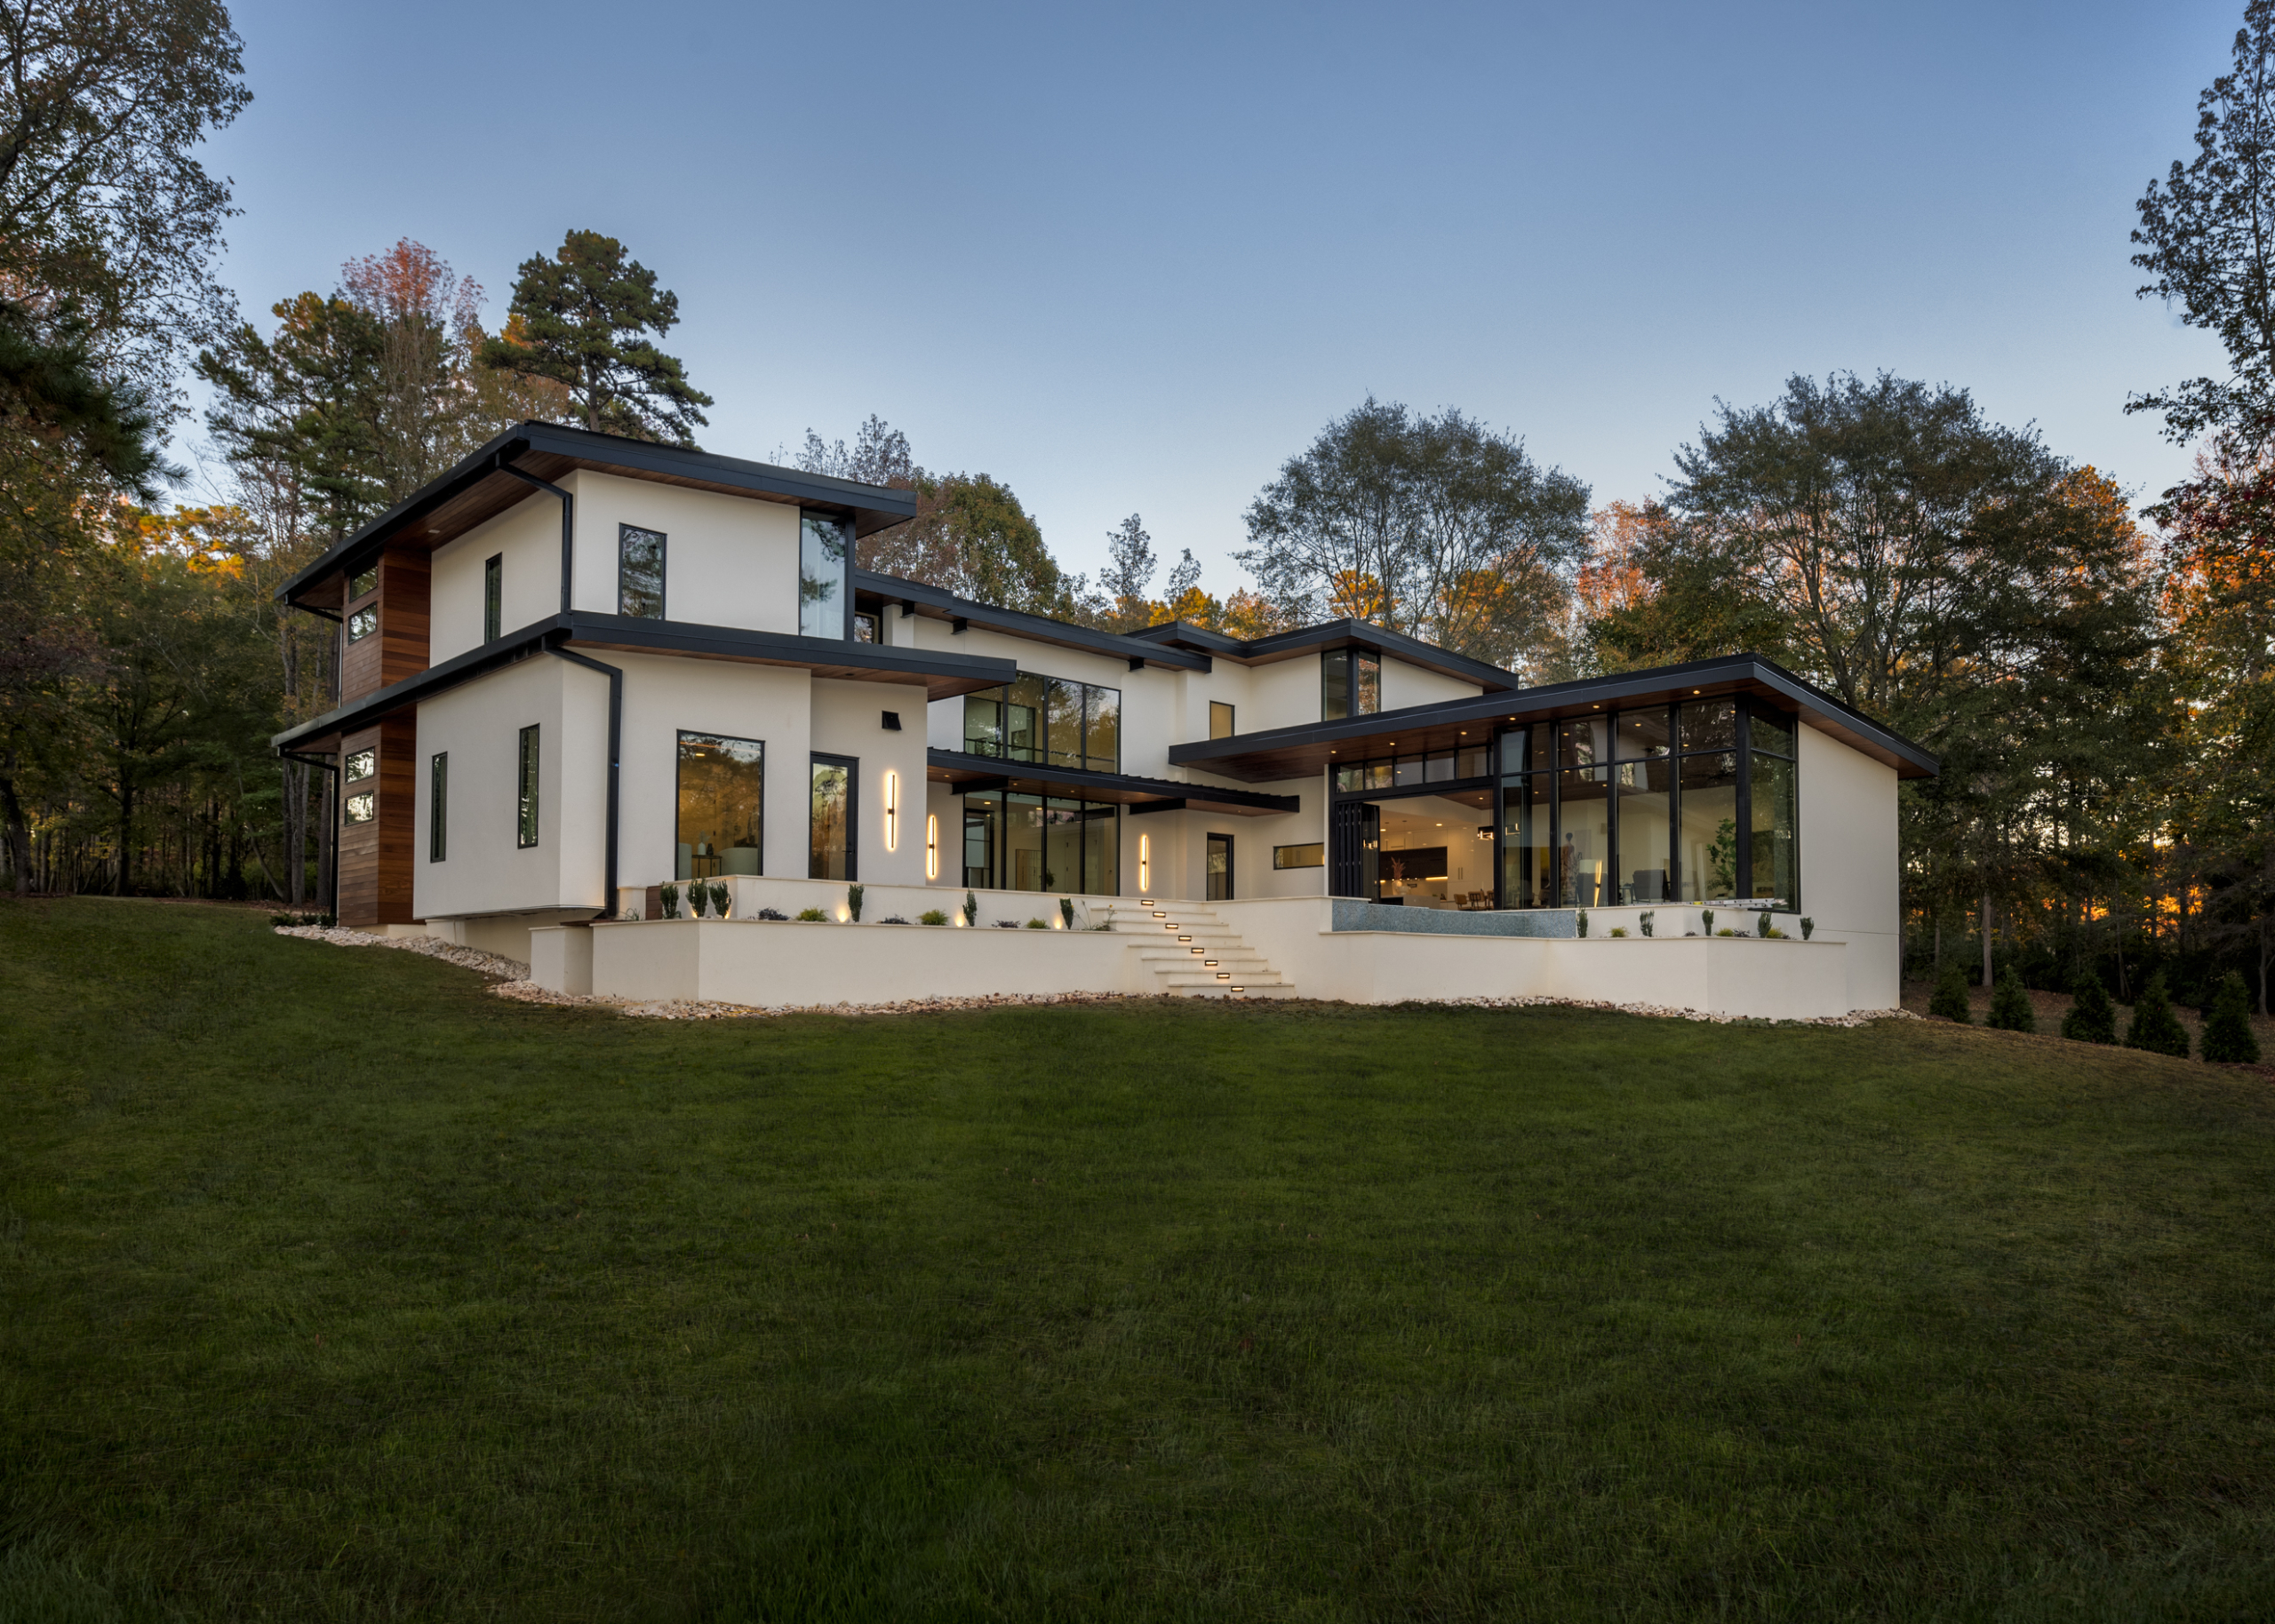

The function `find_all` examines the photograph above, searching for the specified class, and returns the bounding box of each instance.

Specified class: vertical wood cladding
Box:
[337,545,432,706]
[334,715,419,928]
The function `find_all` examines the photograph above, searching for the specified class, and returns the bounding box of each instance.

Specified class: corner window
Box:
[345,748,375,782]
[810,753,856,880]
[800,513,852,639]
[429,752,447,862]
[619,525,665,618]
[483,553,502,641]
[1273,842,1323,869]
[349,566,377,600]
[347,606,377,643]
[677,732,762,880]
[959,674,1121,771]
[516,724,539,848]
[1321,649,1379,720]
[1209,700,1235,740]
[344,792,375,824]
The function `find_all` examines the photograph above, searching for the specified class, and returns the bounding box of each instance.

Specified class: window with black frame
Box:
[678,732,762,880]
[1327,739,1497,904]
[810,753,856,880]
[800,513,851,638]
[1494,696,1797,911]
[960,673,1121,772]
[1321,649,1381,720]
[959,789,1117,894]
[619,525,665,618]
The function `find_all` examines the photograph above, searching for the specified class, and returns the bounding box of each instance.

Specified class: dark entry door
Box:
[1328,801,1378,897]
[1206,832,1233,901]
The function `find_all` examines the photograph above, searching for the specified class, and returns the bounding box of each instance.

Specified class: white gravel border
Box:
[273,925,528,980]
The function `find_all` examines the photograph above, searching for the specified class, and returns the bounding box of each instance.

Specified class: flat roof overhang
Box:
[925,749,1301,816]
[1126,616,1522,692]
[1164,655,1939,782]
[857,570,1213,673]
[278,422,920,613]
[273,615,1017,752]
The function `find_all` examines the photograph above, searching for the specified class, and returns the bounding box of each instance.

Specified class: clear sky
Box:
[200,0,2239,593]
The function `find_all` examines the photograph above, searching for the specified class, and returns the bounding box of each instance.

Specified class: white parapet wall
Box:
[574,915,1148,1007]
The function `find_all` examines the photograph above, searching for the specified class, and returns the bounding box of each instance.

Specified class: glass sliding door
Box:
[809,753,856,880]
[676,732,764,880]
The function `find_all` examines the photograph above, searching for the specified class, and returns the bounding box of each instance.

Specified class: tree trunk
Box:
[0,747,31,896]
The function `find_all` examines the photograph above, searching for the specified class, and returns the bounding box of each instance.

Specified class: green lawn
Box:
[4,899,2275,1622]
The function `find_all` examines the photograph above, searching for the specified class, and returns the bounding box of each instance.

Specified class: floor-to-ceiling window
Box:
[1747,706,1798,907]
[959,790,1118,894]
[962,673,1120,771]
[677,732,763,880]
[810,753,856,880]
[1328,741,1497,905]
[1675,699,1739,904]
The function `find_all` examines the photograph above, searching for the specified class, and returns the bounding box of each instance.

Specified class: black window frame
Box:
[618,523,666,619]
[517,724,540,849]
[1206,832,1234,901]
[483,553,502,642]
[799,511,853,641]
[958,672,1122,773]
[343,790,375,825]
[1273,841,1324,870]
[429,751,448,863]
[347,605,378,643]
[345,747,376,783]
[809,751,858,882]
[955,787,1121,895]
[1209,700,1235,739]
[1321,649,1381,720]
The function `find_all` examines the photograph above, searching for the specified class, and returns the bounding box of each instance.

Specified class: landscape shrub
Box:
[1576,910,1589,937]
[1025,919,1047,929]
[1608,927,1628,938]
[1929,959,1971,1023]
[1757,912,1772,937]
[2062,972,2116,1045]
[1059,897,1074,929]
[1988,964,2034,1032]
[847,884,864,922]
[2123,971,2191,1058]
[1701,909,1713,934]
[962,890,978,927]
[1715,927,1737,938]
[755,908,787,921]
[2200,972,2262,1064]
[795,908,827,923]
[707,881,728,918]
[1800,917,1815,940]
[879,915,910,926]
[1640,910,1655,937]
[918,909,948,926]
[659,883,681,920]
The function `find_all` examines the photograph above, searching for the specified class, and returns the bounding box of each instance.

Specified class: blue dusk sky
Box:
[203,0,2238,593]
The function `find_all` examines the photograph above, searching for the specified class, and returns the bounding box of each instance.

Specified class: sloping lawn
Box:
[4,898,2275,1622]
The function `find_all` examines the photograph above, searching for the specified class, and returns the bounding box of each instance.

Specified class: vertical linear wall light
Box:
[1139,832,1151,893]
[884,771,899,852]
[926,813,939,880]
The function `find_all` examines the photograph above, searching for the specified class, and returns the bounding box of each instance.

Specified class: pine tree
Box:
[1930,959,1972,1023]
[1988,964,2035,1032]
[2062,971,2117,1045]
[478,230,712,446]
[2201,971,2263,1064]
[2123,971,2192,1059]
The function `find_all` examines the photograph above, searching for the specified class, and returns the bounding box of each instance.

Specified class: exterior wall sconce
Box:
[884,770,899,852]
[925,812,938,880]
[1139,831,1150,893]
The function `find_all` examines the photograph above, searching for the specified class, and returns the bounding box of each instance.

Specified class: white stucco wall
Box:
[413,653,609,919]
[429,495,563,663]
[1245,656,1323,734]
[810,678,930,887]
[1796,724,1902,1009]
[1380,657,1489,711]
[566,471,802,630]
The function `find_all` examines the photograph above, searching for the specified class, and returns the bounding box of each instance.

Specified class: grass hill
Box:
[5,898,2274,1621]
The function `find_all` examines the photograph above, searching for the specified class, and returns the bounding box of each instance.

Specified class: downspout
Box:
[279,748,340,917]
[499,460,576,614]
[549,645,622,919]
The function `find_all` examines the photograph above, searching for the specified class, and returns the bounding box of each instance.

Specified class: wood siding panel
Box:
[376,714,418,925]
[340,603,382,704]
[379,547,430,688]
[337,724,381,926]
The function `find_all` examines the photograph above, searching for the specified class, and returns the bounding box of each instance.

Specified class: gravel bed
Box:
[1421,996,1918,1028]
[273,925,529,981]
[488,982,1161,1021]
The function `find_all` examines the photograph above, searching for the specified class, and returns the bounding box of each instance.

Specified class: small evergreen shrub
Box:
[795,907,827,922]
[1715,927,1738,937]
[1640,910,1655,937]
[2201,972,2262,1064]
[1988,964,2034,1032]
[1701,909,1714,934]
[690,885,709,919]
[962,890,978,927]
[1756,912,1772,938]
[1763,926,1787,939]
[1576,909,1589,938]
[2124,971,2191,1059]
[847,884,864,922]
[919,909,948,926]
[1608,927,1628,938]
[659,882,681,920]
[707,881,729,918]
[1026,919,1048,929]
[1059,896,1074,929]
[1800,917,1815,941]
[1929,959,1971,1023]
[2061,972,2115,1045]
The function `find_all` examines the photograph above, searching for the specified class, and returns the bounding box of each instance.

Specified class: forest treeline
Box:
[1,0,2270,1011]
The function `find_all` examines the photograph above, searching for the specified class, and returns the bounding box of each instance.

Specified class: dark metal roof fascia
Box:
[924,748,1301,812]
[275,421,922,609]
[1235,618,1521,691]
[1125,619,1245,655]
[854,570,1213,672]
[272,615,1018,752]
[1164,654,1940,778]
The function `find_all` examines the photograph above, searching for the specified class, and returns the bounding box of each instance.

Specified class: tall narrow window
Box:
[677,732,763,880]
[1209,700,1235,740]
[429,752,448,862]
[800,513,851,638]
[517,725,540,848]
[1321,649,1380,719]
[619,525,665,618]
[810,753,857,880]
[483,554,502,641]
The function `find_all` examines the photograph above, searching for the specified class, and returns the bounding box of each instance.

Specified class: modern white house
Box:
[273,422,1936,1018]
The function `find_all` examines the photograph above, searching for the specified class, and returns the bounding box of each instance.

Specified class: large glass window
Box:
[960,790,1118,894]
[619,525,665,618]
[958,673,1122,771]
[1615,759,1672,903]
[517,724,539,848]
[799,513,851,638]
[1677,753,1739,902]
[483,554,502,641]
[1558,766,1611,906]
[429,752,447,863]
[810,754,856,880]
[677,732,763,880]
[1750,747,1797,907]
[1322,649,1381,720]
[1500,774,1552,907]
